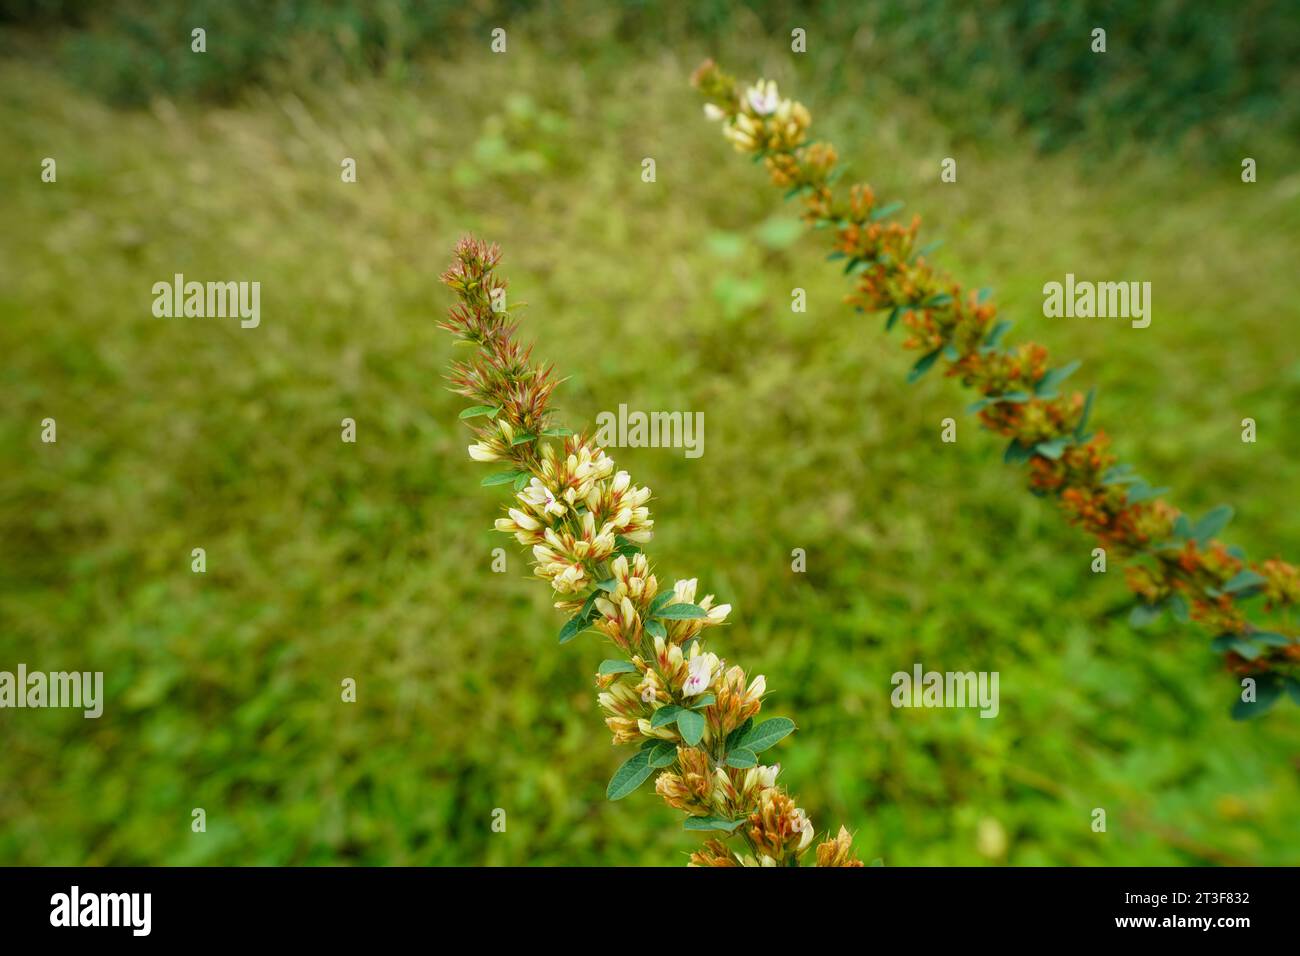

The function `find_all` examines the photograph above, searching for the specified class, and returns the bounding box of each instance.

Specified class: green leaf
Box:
[650,705,684,730]
[647,742,678,768]
[1192,505,1233,544]
[513,472,530,491]
[1035,359,1081,396]
[1003,439,1033,465]
[735,716,796,753]
[1128,602,1165,628]
[596,578,618,593]
[1167,593,1190,623]
[724,748,758,769]
[683,816,745,833]
[657,603,708,621]
[677,709,705,746]
[1074,386,1096,439]
[907,347,943,383]
[923,293,953,308]
[982,320,1013,350]
[1211,634,1262,659]
[1034,437,1070,460]
[885,304,907,331]
[1286,677,1300,707]
[976,287,993,303]
[558,612,590,644]
[870,200,904,221]
[541,426,574,437]
[1250,632,1293,648]
[1124,482,1169,504]
[648,591,677,615]
[644,619,667,641]
[480,470,525,487]
[459,405,500,420]
[597,659,638,676]
[1222,569,1267,594]
[725,718,753,751]
[606,750,655,800]
[972,391,1031,413]
[614,534,642,555]
[690,693,716,709]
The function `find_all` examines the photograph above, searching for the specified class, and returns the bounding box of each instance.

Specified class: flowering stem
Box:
[440,236,863,866]
[692,61,1300,717]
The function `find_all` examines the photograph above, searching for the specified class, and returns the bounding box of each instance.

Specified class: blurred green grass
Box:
[2,13,1299,865]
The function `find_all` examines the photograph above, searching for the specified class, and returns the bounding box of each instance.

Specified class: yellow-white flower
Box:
[637,717,679,740]
[468,442,499,462]
[507,507,541,531]
[519,477,566,517]
[723,113,761,151]
[793,808,815,851]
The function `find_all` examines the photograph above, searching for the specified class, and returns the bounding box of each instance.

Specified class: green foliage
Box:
[7,1,1295,163]
[607,750,655,801]
[0,14,1298,866]
[734,717,796,754]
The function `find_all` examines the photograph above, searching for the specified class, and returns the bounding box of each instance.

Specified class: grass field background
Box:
[2,3,1299,865]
